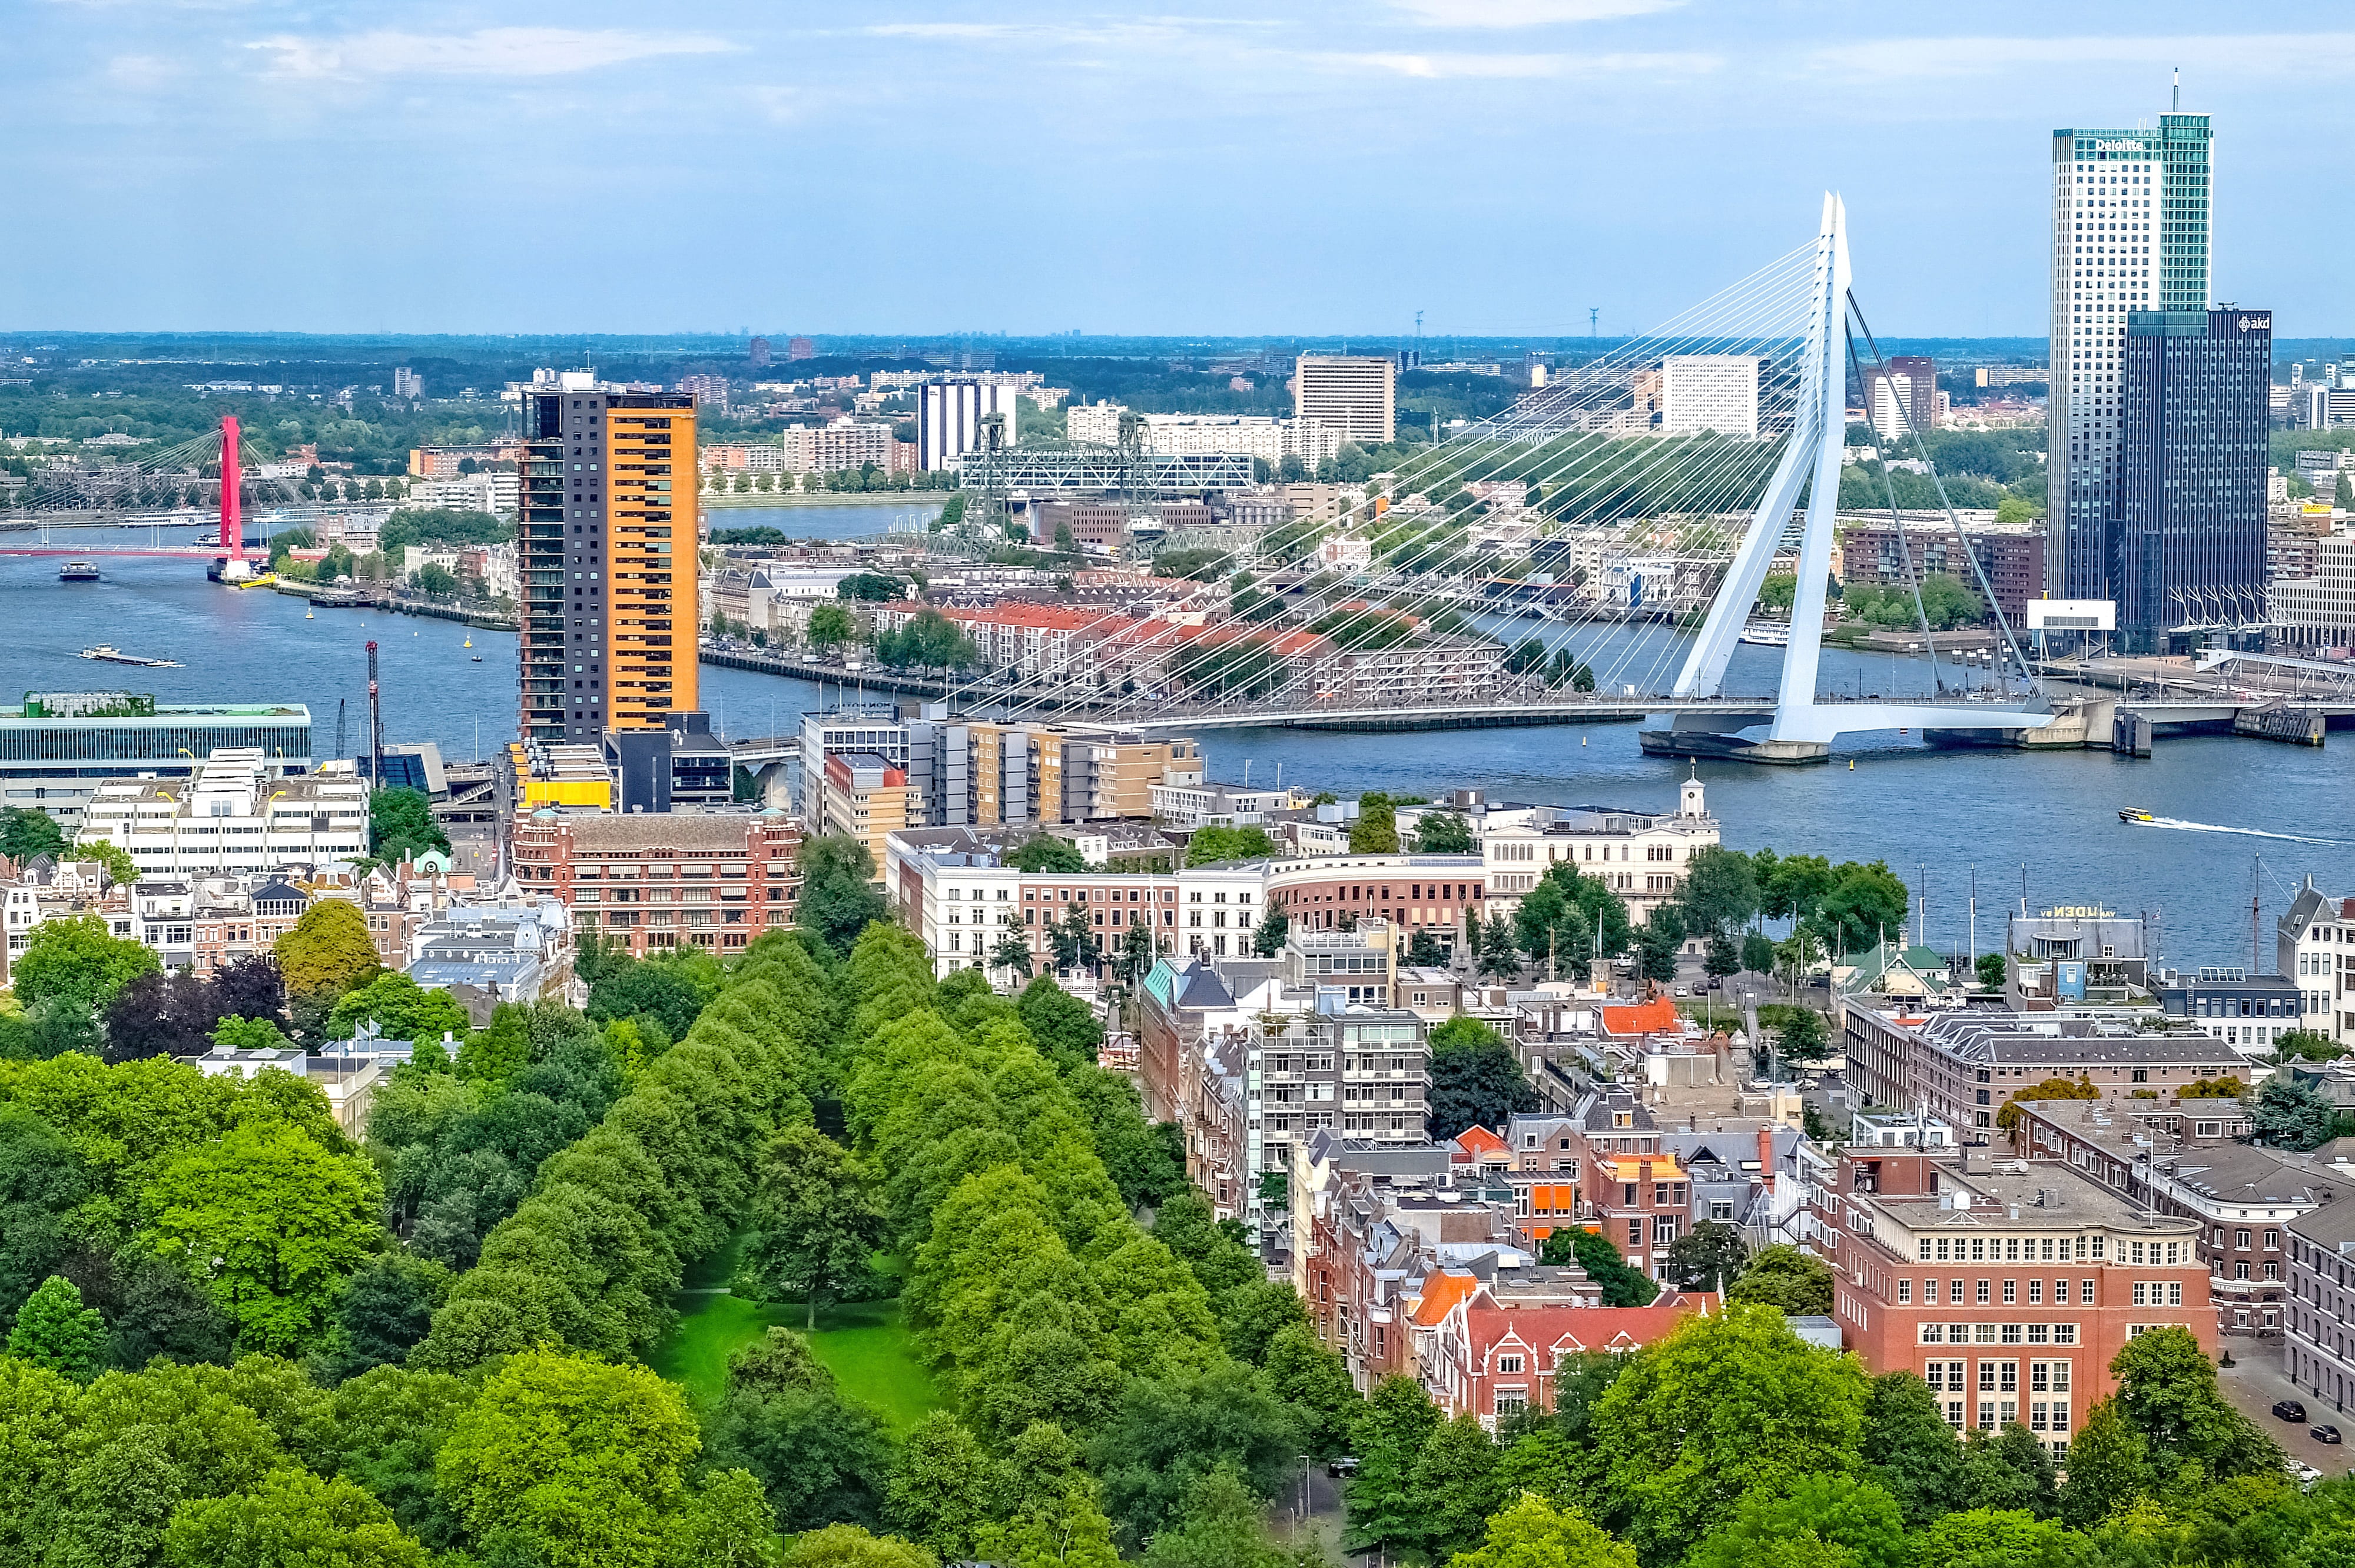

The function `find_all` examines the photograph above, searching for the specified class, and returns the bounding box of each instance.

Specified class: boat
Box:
[2119,808,2156,824]
[58,560,99,582]
[1739,621,1792,647]
[228,573,277,590]
[78,645,181,668]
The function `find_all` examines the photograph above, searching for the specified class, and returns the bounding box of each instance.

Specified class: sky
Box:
[8,1,2353,339]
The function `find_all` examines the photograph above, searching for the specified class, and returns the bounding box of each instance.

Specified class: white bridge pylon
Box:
[1643,193,2054,764]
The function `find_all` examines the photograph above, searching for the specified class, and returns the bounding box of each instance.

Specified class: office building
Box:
[1866,356,1939,439]
[78,750,369,875]
[917,378,1024,470]
[1293,356,1396,446]
[2286,1198,2355,1420]
[0,693,313,828]
[393,367,424,400]
[509,807,801,956]
[1659,354,1760,437]
[518,377,699,744]
[602,711,734,815]
[1839,517,2047,626]
[2048,109,2213,600]
[2114,308,2270,650]
[1812,1145,2214,1451]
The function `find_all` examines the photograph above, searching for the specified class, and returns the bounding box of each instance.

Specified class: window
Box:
[1497,1355,1524,1374]
[1977,1279,1992,1305]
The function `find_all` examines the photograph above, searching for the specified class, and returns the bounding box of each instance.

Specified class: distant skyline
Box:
[8,1,2353,338]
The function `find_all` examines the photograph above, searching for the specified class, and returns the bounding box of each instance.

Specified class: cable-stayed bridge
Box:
[907,195,2055,764]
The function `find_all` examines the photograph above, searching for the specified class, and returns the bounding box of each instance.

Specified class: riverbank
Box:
[702,491,950,509]
[271,577,515,629]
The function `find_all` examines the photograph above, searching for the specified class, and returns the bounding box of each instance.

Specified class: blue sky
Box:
[8,1,2351,337]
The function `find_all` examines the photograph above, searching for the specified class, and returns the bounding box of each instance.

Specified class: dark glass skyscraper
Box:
[2113,308,2270,651]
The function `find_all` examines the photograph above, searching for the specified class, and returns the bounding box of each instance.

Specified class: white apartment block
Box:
[1293,357,1396,446]
[2268,535,2355,650]
[1069,401,1126,445]
[1659,355,1761,438]
[2278,881,2355,1046]
[400,472,519,517]
[918,380,1024,470]
[79,751,370,876]
[1140,414,1344,470]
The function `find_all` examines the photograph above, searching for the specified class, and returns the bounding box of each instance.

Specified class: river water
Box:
[6,520,2348,969]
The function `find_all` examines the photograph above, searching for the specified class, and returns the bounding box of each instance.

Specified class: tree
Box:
[0,806,66,863]
[317,1253,452,1383]
[1774,1006,1831,1066]
[369,786,450,862]
[140,1122,384,1354]
[1958,1423,2058,1518]
[1680,847,1759,939]
[974,1480,1120,1568]
[1478,912,1521,979]
[1407,1413,1507,1560]
[1139,1467,1285,1568]
[0,1104,87,1324]
[738,1127,886,1330]
[1684,1474,1909,1568]
[800,834,888,956]
[1538,1227,1656,1308]
[163,1467,429,1568]
[1346,1376,1441,1559]
[991,931,1034,978]
[2108,1324,2281,1484]
[1634,902,1686,985]
[1012,834,1089,873]
[707,1331,894,1533]
[1185,826,1275,866]
[1018,975,1103,1072]
[328,971,472,1044]
[1407,930,1447,966]
[1089,1363,1301,1549]
[1349,793,1400,853]
[274,899,382,1002]
[1913,1509,2072,1568]
[1975,951,2008,991]
[1445,1494,1636,1568]
[1860,1372,1965,1529]
[1261,1323,1359,1457]
[12,912,160,1015]
[103,967,220,1062]
[1049,904,1103,974]
[887,1413,994,1559]
[809,603,858,650]
[1726,1244,1836,1315]
[1414,812,1473,853]
[1251,906,1288,958]
[2057,1398,2148,1527]
[2251,1075,2337,1150]
[1663,1220,1748,1293]
[75,837,138,888]
[1591,1305,1870,1563]
[1425,1016,1537,1140]
[435,1349,703,1568]
[1741,933,1775,973]
[2271,1029,2347,1062]
[6,1275,105,1380]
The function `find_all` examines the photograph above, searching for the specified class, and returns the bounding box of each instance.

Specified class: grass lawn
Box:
[652,1270,941,1433]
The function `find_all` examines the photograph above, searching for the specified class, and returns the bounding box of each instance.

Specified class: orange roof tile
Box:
[1600,996,1681,1036]
[1411,1270,1480,1328]
[1452,1126,1509,1161]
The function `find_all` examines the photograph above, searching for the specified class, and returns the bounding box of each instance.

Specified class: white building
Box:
[918,379,1024,470]
[1467,774,1720,930]
[1659,355,1760,438]
[2046,111,2211,599]
[78,751,370,876]
[1139,414,1344,470]
[1293,356,1396,446]
[1069,401,1127,445]
[2279,880,2355,1047]
[396,472,518,518]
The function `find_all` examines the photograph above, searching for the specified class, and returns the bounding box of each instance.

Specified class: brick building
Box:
[509,808,801,956]
[1812,1145,2213,1454]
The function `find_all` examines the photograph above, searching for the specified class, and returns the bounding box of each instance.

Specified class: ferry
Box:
[1739,621,1792,647]
[58,560,99,582]
[2118,808,2157,825]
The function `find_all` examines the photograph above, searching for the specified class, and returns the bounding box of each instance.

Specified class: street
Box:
[2217,1346,2354,1479]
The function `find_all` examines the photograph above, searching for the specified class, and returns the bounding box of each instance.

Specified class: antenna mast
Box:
[366,640,384,790]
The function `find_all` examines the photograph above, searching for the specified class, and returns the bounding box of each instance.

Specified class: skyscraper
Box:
[917,378,1024,470]
[2114,308,2270,650]
[1293,356,1396,445]
[1866,355,1938,440]
[2047,109,2212,600]
[1660,354,1762,437]
[518,376,700,743]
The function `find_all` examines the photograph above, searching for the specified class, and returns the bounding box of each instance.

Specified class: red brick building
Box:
[1421,1288,1714,1430]
[1812,1146,2213,1454]
[510,808,801,956]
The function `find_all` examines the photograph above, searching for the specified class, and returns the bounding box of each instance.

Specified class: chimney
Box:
[1757,1124,1777,1195]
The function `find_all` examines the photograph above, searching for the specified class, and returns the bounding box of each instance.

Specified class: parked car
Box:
[1326,1456,1361,1479]
[2311,1424,2343,1446]
[2292,1461,2323,1488]
[2274,1399,2310,1422]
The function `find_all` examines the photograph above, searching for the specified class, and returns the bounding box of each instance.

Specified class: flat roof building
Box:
[1293,356,1396,447]
[0,692,312,828]
[78,750,367,875]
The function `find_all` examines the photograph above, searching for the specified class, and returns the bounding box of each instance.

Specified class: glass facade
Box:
[2115,309,2270,650]
[2048,112,2212,604]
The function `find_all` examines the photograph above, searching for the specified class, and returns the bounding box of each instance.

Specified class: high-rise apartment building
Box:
[1293,356,1395,446]
[1866,356,1939,440]
[1659,354,1760,437]
[519,378,699,744]
[2048,110,2212,600]
[392,367,424,400]
[917,379,1024,470]
[2114,308,2270,649]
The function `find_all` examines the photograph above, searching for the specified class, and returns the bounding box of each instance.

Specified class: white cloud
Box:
[1388,0,1683,27]
[1324,48,1715,78]
[247,26,737,81]
[1815,32,2355,79]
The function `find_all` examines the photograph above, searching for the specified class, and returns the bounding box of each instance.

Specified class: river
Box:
[5,530,2348,969]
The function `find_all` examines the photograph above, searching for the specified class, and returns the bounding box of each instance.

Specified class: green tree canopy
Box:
[800,834,889,957]
[1446,1493,1637,1568]
[736,1127,887,1330]
[1425,1016,1538,1141]
[327,972,472,1044]
[12,913,160,1015]
[367,786,450,863]
[1725,1244,1836,1315]
[273,899,382,1002]
[1349,793,1400,854]
[1185,826,1276,866]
